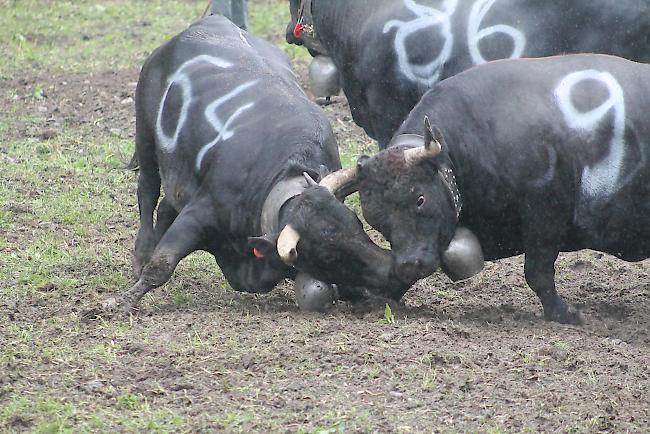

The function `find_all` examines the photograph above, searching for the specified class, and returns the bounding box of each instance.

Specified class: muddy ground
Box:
[1,60,649,432]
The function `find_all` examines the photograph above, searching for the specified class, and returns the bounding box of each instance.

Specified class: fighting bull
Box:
[103,15,412,313]
[286,0,650,147]
[350,54,650,324]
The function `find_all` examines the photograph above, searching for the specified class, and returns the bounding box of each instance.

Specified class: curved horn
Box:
[403,140,441,166]
[399,116,443,166]
[277,224,300,265]
[303,172,319,187]
[318,167,358,197]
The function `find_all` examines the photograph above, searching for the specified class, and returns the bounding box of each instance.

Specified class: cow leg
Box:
[524,249,580,324]
[134,197,178,278]
[132,139,161,278]
[154,197,178,244]
[522,180,582,324]
[106,200,212,313]
[523,232,583,325]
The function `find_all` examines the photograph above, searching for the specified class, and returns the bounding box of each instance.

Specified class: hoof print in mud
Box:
[98,296,137,317]
[80,297,134,321]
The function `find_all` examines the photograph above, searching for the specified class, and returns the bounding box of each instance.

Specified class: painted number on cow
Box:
[386,0,527,86]
[467,0,525,65]
[155,54,258,171]
[383,0,458,86]
[555,70,626,198]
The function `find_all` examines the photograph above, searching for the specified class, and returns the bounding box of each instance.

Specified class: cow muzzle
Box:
[393,251,437,281]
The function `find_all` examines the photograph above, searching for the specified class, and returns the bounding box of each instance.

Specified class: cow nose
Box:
[396,257,429,280]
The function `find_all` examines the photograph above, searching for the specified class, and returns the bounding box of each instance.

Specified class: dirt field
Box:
[1,2,649,432]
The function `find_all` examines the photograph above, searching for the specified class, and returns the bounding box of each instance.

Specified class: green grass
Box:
[0,0,306,80]
[2,394,186,433]
[0,0,206,79]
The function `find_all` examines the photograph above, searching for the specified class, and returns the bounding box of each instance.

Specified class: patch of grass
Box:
[378,303,395,324]
[116,392,142,410]
[172,290,193,307]
[554,340,571,352]
[0,0,207,79]
[213,411,256,432]
[310,409,374,434]
[0,393,186,433]
[0,0,306,79]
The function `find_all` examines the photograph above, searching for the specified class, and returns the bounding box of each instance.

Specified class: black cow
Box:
[286,0,650,147]
[353,54,650,324]
[103,16,411,313]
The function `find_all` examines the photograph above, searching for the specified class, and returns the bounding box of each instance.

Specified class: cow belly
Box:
[465,216,524,261]
[574,198,650,262]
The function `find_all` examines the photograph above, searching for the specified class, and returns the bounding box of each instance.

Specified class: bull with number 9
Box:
[351,54,650,324]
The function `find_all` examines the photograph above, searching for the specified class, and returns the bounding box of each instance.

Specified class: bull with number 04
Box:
[101,15,415,315]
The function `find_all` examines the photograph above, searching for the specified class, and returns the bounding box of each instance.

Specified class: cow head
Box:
[249,169,415,299]
[355,117,484,283]
[285,0,326,56]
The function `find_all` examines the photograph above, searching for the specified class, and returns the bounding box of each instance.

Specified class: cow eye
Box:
[416,195,425,207]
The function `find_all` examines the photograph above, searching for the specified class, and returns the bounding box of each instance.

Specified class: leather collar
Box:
[260,176,308,235]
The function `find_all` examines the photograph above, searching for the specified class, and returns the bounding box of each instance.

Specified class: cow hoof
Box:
[544,301,584,325]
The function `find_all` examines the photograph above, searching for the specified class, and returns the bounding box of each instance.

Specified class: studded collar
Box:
[438,164,462,221]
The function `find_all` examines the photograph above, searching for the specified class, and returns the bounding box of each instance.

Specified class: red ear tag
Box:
[293,22,304,39]
[253,247,265,258]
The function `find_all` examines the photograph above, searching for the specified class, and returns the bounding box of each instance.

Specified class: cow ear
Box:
[357,155,370,171]
[432,125,446,150]
[423,116,445,151]
[247,234,279,258]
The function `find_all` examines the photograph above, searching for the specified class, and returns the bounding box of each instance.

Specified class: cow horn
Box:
[277,224,300,265]
[303,172,319,187]
[403,142,442,166]
[403,116,442,166]
[318,167,358,197]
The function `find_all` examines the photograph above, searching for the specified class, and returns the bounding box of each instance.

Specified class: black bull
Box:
[353,54,650,324]
[102,16,412,313]
[286,0,650,148]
